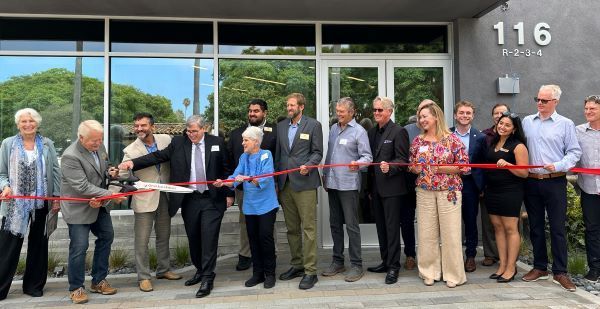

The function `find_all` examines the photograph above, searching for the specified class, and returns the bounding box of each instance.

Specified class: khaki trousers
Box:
[416,188,467,285]
[279,182,318,275]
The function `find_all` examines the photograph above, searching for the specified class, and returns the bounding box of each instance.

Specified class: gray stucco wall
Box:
[454,0,600,130]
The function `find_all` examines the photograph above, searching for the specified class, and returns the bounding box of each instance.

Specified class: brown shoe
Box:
[522,269,549,282]
[481,257,497,266]
[156,271,182,280]
[139,279,153,292]
[70,287,88,304]
[553,274,576,292]
[90,279,117,295]
[404,256,416,270]
[464,257,476,272]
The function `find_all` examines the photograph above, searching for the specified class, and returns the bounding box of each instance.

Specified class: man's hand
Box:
[0,186,12,199]
[108,166,119,179]
[213,179,224,188]
[226,196,234,208]
[51,200,61,213]
[299,165,309,175]
[118,161,134,170]
[89,198,102,208]
[349,161,360,172]
[235,175,250,183]
[110,194,127,204]
[543,164,556,172]
[380,161,389,173]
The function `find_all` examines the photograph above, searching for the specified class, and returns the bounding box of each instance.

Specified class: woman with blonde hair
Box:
[409,102,470,288]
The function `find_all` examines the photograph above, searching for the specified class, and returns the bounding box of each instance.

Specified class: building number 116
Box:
[493,22,551,46]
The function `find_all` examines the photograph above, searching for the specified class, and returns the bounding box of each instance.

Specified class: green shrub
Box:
[174,241,190,267]
[47,251,63,274]
[16,257,26,275]
[568,251,587,275]
[565,182,585,252]
[109,248,129,270]
[149,248,158,271]
[85,252,93,271]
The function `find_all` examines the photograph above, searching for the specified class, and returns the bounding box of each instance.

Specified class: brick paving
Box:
[3,248,600,308]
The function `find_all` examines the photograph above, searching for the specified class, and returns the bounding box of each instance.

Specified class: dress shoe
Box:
[23,290,43,297]
[299,274,318,290]
[481,257,497,266]
[553,273,576,292]
[245,274,265,287]
[264,275,276,289]
[236,254,252,271]
[489,273,503,280]
[156,271,182,280]
[185,273,203,286]
[404,256,416,270]
[367,263,388,273]
[464,257,476,272]
[585,269,600,282]
[139,279,153,292]
[195,281,213,298]
[522,269,549,282]
[385,269,399,284]
[279,267,305,280]
[497,271,516,283]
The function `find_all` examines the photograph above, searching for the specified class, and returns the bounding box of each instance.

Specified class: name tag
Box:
[211,145,220,152]
[339,138,348,145]
[300,133,310,140]
[383,139,392,144]
[263,127,272,132]
[419,145,429,153]
[261,153,269,161]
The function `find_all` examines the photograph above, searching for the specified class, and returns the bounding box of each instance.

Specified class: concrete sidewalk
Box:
[3,248,600,308]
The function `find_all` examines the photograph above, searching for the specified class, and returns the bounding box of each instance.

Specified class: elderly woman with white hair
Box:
[0,108,61,300]
[215,126,279,289]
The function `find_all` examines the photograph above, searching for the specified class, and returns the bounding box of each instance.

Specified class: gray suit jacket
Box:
[60,141,112,224]
[274,115,323,191]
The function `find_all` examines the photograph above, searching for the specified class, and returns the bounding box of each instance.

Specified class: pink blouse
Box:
[409,134,470,203]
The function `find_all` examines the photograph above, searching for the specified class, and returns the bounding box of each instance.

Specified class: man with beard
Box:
[275,93,323,289]
[120,112,181,293]
[227,99,277,271]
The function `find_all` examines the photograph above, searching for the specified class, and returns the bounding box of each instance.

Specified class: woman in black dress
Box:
[484,112,529,283]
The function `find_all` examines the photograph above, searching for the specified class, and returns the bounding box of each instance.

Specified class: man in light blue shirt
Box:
[521,84,581,292]
[321,97,373,282]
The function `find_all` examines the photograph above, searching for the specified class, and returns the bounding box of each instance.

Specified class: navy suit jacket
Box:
[450,126,486,191]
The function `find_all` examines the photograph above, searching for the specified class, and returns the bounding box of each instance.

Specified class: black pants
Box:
[401,189,417,258]
[372,192,403,270]
[246,208,278,276]
[181,193,224,281]
[524,177,568,274]
[582,191,600,272]
[0,205,49,300]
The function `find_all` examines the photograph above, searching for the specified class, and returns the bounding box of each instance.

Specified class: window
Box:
[218,23,315,55]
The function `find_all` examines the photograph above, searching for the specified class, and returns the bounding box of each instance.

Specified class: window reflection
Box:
[0,56,104,153]
[393,67,443,126]
[217,59,316,138]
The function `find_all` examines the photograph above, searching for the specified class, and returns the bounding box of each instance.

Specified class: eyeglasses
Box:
[585,95,600,103]
[373,108,385,113]
[501,111,519,119]
[534,97,556,104]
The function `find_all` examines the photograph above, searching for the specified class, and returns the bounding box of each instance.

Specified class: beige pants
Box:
[416,188,467,285]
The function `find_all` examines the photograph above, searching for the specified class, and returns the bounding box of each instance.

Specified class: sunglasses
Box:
[373,108,385,113]
[534,97,556,104]
[501,111,519,119]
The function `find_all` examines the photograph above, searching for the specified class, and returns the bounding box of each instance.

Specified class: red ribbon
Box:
[2,162,599,202]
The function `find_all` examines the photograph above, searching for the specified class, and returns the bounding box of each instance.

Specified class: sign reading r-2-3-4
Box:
[494,22,551,57]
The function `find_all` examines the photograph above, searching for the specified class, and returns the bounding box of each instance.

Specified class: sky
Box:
[0,56,214,115]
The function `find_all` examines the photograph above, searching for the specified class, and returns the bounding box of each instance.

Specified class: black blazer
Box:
[367,121,410,197]
[228,124,277,190]
[131,133,233,217]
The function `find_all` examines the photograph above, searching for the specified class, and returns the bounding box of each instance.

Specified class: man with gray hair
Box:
[120,115,234,298]
[61,120,124,304]
[521,84,581,291]
[322,97,373,282]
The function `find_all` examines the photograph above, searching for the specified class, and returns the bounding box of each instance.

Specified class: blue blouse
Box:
[229,149,279,215]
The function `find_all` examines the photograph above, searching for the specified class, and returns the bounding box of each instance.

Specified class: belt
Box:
[528,172,566,180]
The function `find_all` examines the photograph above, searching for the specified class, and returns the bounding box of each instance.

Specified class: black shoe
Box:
[245,274,265,287]
[299,274,318,290]
[185,273,203,286]
[195,280,213,298]
[264,275,276,289]
[23,290,43,297]
[236,255,252,271]
[385,269,399,284]
[489,273,503,280]
[585,270,600,282]
[279,267,305,280]
[367,263,388,273]
[497,271,517,283]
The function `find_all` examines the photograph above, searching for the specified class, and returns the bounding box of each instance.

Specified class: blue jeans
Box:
[67,208,114,291]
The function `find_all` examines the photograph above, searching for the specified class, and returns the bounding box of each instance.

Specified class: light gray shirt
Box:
[576,122,600,194]
[324,118,373,191]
